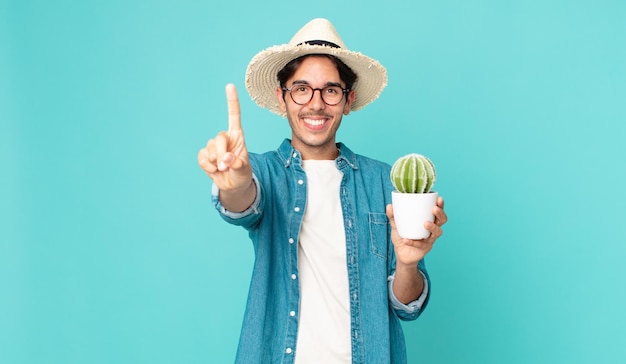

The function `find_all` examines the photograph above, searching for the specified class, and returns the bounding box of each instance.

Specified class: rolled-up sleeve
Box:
[387,270,429,320]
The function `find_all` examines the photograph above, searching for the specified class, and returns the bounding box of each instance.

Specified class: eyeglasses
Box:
[282,84,350,106]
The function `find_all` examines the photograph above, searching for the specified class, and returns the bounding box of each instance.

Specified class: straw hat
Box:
[245,18,388,117]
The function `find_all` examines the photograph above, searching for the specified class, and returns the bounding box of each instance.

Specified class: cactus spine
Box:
[390,154,436,193]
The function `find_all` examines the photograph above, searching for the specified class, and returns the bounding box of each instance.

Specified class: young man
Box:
[198,18,447,364]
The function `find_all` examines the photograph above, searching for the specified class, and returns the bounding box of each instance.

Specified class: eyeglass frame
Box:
[281,83,351,106]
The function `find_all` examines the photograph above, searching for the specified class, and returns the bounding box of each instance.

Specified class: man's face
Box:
[276,56,355,160]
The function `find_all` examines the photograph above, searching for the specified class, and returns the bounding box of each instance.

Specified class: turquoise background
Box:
[2,0,625,363]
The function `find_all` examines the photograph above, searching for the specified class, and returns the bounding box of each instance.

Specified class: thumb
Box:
[386,204,397,231]
[218,152,235,171]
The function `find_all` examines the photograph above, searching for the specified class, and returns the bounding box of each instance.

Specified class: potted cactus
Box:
[390,153,438,239]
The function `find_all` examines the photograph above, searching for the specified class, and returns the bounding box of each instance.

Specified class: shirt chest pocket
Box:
[368,212,390,259]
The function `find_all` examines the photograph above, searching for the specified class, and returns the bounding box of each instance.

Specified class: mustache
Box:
[299,112,333,118]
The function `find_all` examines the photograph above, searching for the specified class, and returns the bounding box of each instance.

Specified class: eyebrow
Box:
[291,80,344,88]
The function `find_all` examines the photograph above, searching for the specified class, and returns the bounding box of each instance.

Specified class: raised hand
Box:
[198,84,254,211]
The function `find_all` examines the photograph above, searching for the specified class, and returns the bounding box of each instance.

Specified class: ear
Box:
[276,87,287,113]
[343,90,356,115]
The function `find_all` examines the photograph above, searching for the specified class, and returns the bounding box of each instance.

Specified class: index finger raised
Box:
[225,83,242,132]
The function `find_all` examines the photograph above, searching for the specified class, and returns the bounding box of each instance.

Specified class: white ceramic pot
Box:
[391,191,438,240]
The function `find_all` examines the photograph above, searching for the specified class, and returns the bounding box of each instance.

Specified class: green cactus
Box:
[390,153,436,193]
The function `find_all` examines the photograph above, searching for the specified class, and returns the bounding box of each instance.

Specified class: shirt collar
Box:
[277,139,359,170]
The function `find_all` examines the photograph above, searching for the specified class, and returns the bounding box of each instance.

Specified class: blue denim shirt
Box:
[213,139,430,364]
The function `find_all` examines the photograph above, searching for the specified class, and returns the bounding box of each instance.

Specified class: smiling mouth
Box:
[303,118,326,126]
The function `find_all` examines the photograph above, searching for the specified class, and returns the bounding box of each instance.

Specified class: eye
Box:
[294,86,309,93]
[326,86,343,96]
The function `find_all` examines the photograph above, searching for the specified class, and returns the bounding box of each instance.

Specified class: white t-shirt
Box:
[295,160,351,364]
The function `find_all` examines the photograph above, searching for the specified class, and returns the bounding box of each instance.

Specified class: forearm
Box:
[219,178,257,213]
[392,263,425,305]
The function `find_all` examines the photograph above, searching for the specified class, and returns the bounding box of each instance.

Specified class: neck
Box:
[296,143,340,160]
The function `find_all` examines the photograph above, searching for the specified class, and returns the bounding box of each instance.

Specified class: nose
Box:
[308,89,325,110]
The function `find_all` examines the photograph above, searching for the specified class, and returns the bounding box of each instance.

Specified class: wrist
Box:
[221,177,254,195]
[394,262,419,275]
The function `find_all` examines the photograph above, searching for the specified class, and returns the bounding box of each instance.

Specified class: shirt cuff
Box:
[387,270,429,314]
[212,174,261,219]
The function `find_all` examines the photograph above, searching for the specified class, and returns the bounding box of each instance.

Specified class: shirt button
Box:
[288,238,294,244]
[290,311,296,317]
[292,152,297,158]
[294,207,300,212]
[298,179,304,185]
[286,348,293,354]
[291,274,297,280]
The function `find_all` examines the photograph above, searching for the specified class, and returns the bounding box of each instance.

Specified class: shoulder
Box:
[337,142,391,173]
[355,153,392,171]
[249,139,293,167]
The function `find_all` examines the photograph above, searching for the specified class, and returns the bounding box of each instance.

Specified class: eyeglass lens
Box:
[289,85,344,105]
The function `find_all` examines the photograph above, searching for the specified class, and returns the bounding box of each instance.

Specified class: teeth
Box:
[303,118,325,126]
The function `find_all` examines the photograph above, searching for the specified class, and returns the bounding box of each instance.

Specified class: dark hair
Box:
[277,54,358,90]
